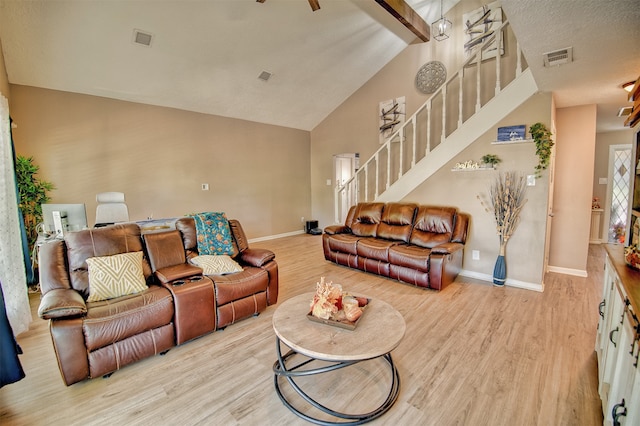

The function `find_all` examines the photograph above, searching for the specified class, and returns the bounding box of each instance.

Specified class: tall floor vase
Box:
[493,244,506,287]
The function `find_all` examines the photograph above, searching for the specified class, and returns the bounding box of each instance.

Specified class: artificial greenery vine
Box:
[16,155,55,253]
[529,122,554,178]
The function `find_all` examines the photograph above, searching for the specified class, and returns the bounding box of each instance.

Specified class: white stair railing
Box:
[334,19,529,224]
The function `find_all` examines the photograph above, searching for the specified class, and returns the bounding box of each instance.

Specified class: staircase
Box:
[334,20,538,223]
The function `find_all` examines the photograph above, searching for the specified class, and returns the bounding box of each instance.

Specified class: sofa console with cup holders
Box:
[323,202,469,291]
[37,216,278,385]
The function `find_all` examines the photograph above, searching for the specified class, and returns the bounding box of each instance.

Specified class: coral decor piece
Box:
[309,277,367,324]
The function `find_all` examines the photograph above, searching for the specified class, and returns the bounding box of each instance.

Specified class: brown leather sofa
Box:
[323,202,469,291]
[37,219,278,386]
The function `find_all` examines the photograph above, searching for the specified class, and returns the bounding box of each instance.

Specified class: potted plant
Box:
[529,122,554,178]
[481,154,502,169]
[16,155,55,255]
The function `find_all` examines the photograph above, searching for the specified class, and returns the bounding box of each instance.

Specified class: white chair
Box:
[95,192,129,226]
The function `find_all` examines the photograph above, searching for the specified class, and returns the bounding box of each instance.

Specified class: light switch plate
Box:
[527,175,536,186]
[599,177,608,185]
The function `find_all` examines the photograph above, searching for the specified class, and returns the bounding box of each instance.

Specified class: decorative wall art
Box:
[379,96,405,143]
[415,61,447,94]
[463,2,504,60]
[496,125,526,142]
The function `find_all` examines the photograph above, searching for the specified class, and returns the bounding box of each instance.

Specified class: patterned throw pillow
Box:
[86,251,148,302]
[189,255,243,275]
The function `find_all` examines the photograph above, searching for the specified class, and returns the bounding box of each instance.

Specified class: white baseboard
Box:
[546,265,588,278]
[249,229,305,243]
[459,269,544,292]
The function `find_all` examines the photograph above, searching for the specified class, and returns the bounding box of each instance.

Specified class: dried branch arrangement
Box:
[478,171,528,251]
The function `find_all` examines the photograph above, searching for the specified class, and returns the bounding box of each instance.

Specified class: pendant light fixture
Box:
[432,0,452,41]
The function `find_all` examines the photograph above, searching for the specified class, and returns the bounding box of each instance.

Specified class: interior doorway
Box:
[604,144,632,244]
[333,153,359,222]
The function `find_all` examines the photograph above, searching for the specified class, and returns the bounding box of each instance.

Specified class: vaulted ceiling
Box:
[0,0,638,132]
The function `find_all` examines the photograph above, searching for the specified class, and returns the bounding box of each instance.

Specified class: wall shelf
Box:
[491,139,534,145]
[451,166,496,172]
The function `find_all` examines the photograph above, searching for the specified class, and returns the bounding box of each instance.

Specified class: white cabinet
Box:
[597,247,640,426]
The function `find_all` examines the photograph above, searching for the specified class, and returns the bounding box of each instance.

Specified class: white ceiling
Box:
[0,0,638,132]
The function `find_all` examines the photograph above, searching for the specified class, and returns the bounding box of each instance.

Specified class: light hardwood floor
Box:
[1,235,604,425]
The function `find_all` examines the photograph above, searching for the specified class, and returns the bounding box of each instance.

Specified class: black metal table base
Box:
[272,337,401,425]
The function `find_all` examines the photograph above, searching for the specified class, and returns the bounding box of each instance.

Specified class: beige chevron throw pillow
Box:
[189,254,243,275]
[86,251,148,302]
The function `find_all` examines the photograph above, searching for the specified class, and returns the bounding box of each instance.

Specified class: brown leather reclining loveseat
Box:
[323,202,469,291]
[37,218,277,386]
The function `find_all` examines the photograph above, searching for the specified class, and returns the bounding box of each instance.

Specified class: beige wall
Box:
[549,104,597,274]
[310,0,485,229]
[0,37,9,99]
[407,93,552,285]
[310,1,553,286]
[592,130,634,242]
[9,85,311,239]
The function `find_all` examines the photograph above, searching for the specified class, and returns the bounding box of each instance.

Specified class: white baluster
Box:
[458,69,464,128]
[495,28,502,96]
[441,84,447,144]
[411,115,417,167]
[426,102,432,156]
[476,50,482,113]
[386,142,391,190]
[516,40,522,76]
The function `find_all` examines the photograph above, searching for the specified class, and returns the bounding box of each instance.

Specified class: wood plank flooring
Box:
[0,234,605,425]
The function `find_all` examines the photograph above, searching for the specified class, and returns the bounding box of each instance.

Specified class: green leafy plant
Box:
[16,155,55,253]
[481,154,502,167]
[529,122,554,178]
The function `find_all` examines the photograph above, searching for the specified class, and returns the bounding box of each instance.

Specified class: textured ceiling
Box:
[0,0,638,132]
[502,0,640,132]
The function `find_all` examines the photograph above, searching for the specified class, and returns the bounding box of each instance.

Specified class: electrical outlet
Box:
[301,217,305,223]
[472,250,480,260]
[201,183,209,191]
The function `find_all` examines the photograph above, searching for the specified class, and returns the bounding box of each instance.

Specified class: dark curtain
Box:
[0,282,26,387]
[10,117,35,284]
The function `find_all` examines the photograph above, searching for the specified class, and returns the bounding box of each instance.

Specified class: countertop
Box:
[604,244,640,316]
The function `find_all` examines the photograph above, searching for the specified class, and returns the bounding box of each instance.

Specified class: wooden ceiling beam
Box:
[374,0,431,42]
[257,0,430,39]
[256,0,320,12]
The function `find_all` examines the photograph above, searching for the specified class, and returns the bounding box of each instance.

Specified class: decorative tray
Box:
[307,297,370,330]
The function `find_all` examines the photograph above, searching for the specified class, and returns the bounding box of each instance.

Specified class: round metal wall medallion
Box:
[415,61,447,94]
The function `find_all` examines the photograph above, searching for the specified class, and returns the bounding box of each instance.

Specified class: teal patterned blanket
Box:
[191,212,234,255]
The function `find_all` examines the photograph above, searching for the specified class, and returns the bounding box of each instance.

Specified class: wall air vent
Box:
[132,29,153,47]
[258,70,273,82]
[543,47,573,67]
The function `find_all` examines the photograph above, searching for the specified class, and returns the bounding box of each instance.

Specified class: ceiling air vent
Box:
[132,29,153,47]
[543,47,573,67]
[258,70,273,82]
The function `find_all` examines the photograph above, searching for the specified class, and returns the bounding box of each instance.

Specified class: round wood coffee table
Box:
[272,292,406,425]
